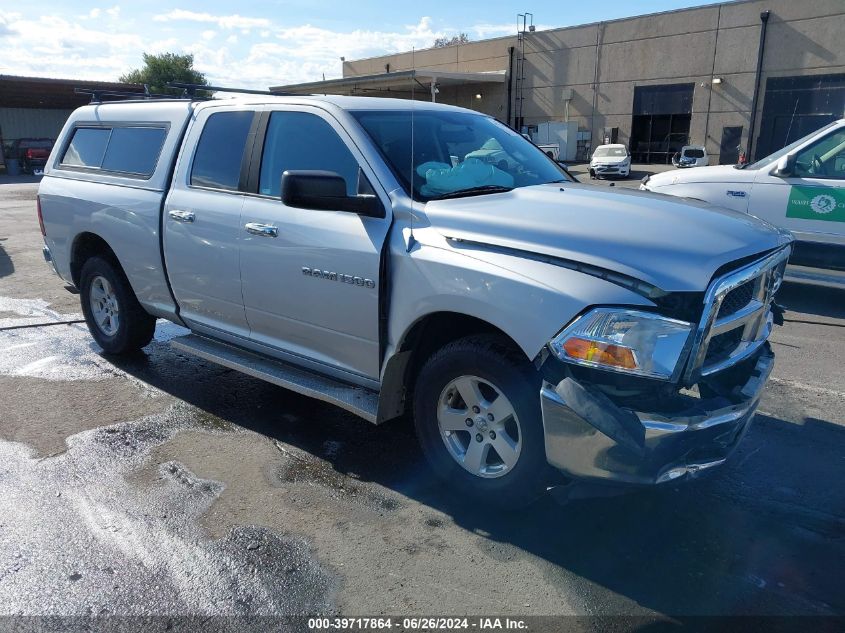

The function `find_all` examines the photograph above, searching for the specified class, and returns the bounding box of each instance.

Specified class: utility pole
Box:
[515,12,534,132]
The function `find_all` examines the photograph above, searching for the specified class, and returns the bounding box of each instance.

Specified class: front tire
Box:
[80,256,156,354]
[413,335,549,508]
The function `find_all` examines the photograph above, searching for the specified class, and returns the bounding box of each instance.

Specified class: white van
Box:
[642,120,845,287]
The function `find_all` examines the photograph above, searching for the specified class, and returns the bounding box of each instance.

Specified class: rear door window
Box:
[191,111,254,191]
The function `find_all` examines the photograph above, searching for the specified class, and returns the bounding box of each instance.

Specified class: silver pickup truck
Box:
[37,95,792,506]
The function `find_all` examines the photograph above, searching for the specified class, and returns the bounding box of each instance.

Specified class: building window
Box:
[630,83,695,164]
[757,73,845,160]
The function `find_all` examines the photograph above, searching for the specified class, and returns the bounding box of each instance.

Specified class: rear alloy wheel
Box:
[89,275,121,337]
[80,256,156,354]
[414,335,549,508]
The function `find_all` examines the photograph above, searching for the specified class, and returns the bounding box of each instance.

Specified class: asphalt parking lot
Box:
[565,161,672,188]
[0,176,843,622]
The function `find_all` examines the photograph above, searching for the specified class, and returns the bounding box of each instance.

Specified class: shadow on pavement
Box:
[0,173,42,185]
[0,239,13,279]
[777,282,845,321]
[107,337,845,617]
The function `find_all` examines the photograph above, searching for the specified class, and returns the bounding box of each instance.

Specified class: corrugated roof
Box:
[0,75,145,109]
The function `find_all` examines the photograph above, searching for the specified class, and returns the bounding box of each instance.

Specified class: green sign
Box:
[786,186,845,223]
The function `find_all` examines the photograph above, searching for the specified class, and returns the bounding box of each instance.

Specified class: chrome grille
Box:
[704,328,743,364]
[719,280,755,317]
[684,246,790,384]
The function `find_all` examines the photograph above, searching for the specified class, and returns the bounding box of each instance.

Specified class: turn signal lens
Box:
[562,337,638,370]
[549,308,694,380]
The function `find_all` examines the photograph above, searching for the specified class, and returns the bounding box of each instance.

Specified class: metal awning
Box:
[0,75,145,109]
[270,69,506,102]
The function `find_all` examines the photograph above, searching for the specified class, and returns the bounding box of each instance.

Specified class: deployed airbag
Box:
[417,158,514,196]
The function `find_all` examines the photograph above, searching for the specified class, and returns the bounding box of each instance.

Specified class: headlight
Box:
[549,308,693,380]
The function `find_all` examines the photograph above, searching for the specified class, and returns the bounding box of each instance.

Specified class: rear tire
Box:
[80,256,156,354]
[413,335,549,508]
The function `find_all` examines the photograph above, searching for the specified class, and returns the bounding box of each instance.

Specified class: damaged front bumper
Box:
[540,345,774,485]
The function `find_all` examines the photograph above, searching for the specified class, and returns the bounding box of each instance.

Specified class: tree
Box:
[119,52,209,95]
[433,33,470,48]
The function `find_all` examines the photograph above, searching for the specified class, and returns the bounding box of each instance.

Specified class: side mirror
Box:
[281,170,384,218]
[773,153,796,177]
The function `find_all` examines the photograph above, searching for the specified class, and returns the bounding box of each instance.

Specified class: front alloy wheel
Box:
[437,375,522,478]
[414,335,549,508]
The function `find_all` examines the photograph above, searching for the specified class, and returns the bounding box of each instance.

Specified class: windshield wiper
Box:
[428,185,514,201]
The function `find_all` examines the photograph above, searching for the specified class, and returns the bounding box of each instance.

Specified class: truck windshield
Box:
[594,147,627,157]
[745,121,840,170]
[351,110,570,202]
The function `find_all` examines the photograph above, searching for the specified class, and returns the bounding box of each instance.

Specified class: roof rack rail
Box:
[74,86,193,104]
[167,82,300,97]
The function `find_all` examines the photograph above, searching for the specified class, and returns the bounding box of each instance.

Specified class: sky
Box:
[0,0,724,90]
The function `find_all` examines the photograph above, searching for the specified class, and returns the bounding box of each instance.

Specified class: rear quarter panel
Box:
[39,177,175,318]
[38,101,194,320]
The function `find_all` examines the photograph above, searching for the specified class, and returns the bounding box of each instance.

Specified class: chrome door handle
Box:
[245,222,278,238]
[168,210,195,223]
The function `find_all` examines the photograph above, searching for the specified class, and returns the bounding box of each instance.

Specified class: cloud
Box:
[0,14,145,78]
[469,23,517,39]
[0,13,19,37]
[0,11,512,91]
[88,8,101,19]
[106,6,121,19]
[152,9,270,30]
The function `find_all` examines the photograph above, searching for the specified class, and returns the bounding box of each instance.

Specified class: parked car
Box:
[38,95,791,506]
[672,145,708,168]
[10,138,54,174]
[642,119,845,287]
[590,144,631,179]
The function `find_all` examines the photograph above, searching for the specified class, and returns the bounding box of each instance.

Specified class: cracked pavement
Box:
[0,179,843,623]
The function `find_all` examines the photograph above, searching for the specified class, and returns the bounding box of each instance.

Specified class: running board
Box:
[170,334,379,423]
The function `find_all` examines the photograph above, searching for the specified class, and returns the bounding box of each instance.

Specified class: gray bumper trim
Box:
[540,346,774,485]
[42,245,60,277]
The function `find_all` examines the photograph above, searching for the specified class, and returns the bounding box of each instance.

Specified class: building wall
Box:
[342,0,845,161]
[0,107,73,143]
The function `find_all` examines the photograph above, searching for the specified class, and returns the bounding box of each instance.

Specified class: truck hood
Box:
[647,164,757,187]
[591,155,629,165]
[423,183,789,292]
